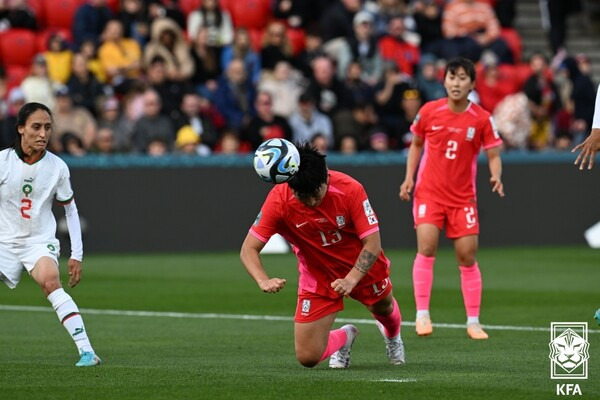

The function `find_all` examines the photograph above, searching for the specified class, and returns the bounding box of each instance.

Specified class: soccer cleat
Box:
[376,321,405,365]
[467,323,489,340]
[76,351,102,367]
[328,324,359,369]
[415,315,433,336]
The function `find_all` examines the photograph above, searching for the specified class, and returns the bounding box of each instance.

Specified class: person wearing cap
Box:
[51,85,98,153]
[175,125,211,156]
[20,54,56,111]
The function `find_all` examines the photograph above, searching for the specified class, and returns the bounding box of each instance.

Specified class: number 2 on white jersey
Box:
[445,140,458,159]
[21,198,32,219]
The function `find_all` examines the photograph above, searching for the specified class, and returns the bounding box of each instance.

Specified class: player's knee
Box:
[418,246,436,257]
[39,279,61,295]
[457,257,476,267]
[295,351,320,368]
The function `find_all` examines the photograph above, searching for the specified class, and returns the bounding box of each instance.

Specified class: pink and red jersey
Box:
[410,98,503,206]
[250,170,390,299]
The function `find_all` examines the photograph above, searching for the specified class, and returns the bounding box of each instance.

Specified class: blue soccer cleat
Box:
[76,351,102,367]
[595,309,600,326]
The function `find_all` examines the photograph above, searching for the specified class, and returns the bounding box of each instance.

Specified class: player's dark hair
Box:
[445,57,476,82]
[287,142,327,196]
[11,102,52,154]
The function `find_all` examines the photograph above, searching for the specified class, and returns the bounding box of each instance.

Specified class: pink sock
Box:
[319,328,348,362]
[372,298,402,337]
[413,253,435,312]
[460,263,482,318]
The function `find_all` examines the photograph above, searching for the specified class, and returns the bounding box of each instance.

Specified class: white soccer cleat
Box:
[376,321,405,365]
[328,324,359,369]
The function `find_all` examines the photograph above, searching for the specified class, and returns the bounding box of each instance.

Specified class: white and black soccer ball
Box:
[253,138,300,184]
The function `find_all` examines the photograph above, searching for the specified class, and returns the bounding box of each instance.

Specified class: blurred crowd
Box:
[0,0,596,156]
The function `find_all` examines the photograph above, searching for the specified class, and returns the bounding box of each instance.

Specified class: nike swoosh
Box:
[432,125,443,130]
[466,223,476,229]
[295,222,308,228]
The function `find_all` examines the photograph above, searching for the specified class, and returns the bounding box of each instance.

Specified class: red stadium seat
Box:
[27,0,46,27]
[0,29,38,67]
[36,28,74,53]
[5,65,30,94]
[229,0,271,29]
[43,0,83,30]
[106,0,120,13]
[180,0,202,17]
[500,28,523,64]
[248,28,264,52]
[287,27,305,56]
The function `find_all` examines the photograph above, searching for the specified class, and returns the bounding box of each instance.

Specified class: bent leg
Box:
[367,291,401,338]
[30,257,97,358]
[294,312,338,368]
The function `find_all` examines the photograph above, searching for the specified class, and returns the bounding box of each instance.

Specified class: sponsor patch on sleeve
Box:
[368,215,378,225]
[363,199,374,217]
[253,211,262,226]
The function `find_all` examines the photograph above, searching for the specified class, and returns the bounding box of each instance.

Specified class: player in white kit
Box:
[0,102,101,367]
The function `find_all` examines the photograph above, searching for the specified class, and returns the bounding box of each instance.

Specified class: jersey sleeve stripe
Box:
[483,139,503,150]
[249,227,269,243]
[358,226,379,240]
[55,194,74,204]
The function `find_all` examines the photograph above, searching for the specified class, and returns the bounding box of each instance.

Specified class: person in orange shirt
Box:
[98,19,142,90]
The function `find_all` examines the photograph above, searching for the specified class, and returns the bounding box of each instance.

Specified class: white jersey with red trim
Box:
[0,148,73,245]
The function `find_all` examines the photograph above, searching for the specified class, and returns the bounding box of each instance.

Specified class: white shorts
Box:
[0,241,60,289]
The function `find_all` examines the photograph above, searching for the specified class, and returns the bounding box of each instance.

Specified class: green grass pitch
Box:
[0,246,599,399]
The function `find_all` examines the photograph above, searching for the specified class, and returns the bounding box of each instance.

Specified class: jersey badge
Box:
[336,215,346,228]
[22,184,33,197]
[253,211,262,226]
[368,215,378,225]
[466,127,475,141]
[363,200,374,217]
[301,299,311,315]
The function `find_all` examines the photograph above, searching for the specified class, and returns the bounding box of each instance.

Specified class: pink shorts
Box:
[413,198,479,238]
[294,277,393,323]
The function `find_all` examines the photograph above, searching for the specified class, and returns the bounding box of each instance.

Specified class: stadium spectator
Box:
[174,91,218,150]
[289,92,334,148]
[260,21,293,72]
[393,88,422,150]
[0,102,101,367]
[343,62,374,107]
[72,0,113,48]
[319,0,361,42]
[307,56,351,117]
[60,132,87,157]
[117,0,151,46]
[44,34,73,85]
[20,54,56,112]
[213,59,257,131]
[241,142,405,369]
[67,53,106,117]
[474,51,519,114]
[243,91,293,150]
[0,0,37,30]
[97,19,143,91]
[493,92,531,151]
[368,0,413,38]
[378,15,421,78]
[147,0,185,30]
[144,17,195,82]
[220,28,262,85]
[91,126,116,154]
[258,61,304,118]
[523,53,561,150]
[415,54,446,102]
[0,87,25,149]
[52,86,98,152]
[189,27,222,96]
[292,26,326,79]
[174,125,211,156]
[214,128,244,154]
[373,61,411,140]
[542,0,582,57]
[441,0,513,64]
[273,0,318,28]
[573,84,600,169]
[310,132,329,154]
[336,11,383,86]
[339,134,359,154]
[146,55,187,121]
[79,39,108,83]
[412,0,444,56]
[130,89,176,153]
[399,57,504,340]
[369,131,390,152]
[187,0,234,48]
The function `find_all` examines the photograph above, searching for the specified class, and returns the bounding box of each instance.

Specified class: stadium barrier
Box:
[56,153,600,253]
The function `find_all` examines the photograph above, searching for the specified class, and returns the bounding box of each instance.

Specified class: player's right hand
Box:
[399,180,414,202]
[573,129,600,170]
[258,278,286,293]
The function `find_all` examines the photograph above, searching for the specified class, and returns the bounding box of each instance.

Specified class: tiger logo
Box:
[549,328,590,373]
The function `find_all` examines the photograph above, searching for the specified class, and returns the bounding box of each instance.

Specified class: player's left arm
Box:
[486,146,504,197]
[331,231,381,297]
[63,199,84,288]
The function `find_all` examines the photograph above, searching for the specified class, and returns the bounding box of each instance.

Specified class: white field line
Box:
[1,304,598,334]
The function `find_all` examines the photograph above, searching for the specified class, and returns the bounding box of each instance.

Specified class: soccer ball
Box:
[253,138,300,184]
